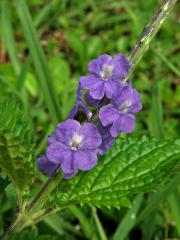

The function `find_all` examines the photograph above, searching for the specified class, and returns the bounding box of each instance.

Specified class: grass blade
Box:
[43,213,83,237]
[1,0,20,75]
[69,206,98,240]
[113,194,143,240]
[168,188,180,236]
[15,0,61,123]
[43,214,64,235]
[150,63,164,138]
[16,55,31,91]
[136,175,180,224]
[152,46,180,77]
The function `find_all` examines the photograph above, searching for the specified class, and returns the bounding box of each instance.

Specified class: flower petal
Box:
[89,81,105,100]
[80,75,100,88]
[64,170,78,179]
[48,132,58,145]
[119,114,135,133]
[47,142,69,164]
[85,92,100,107]
[99,104,119,126]
[97,124,115,155]
[60,151,75,174]
[113,84,142,114]
[37,155,57,176]
[80,123,102,150]
[129,89,142,113]
[56,119,81,145]
[105,80,123,99]
[74,150,98,171]
[110,114,135,137]
[110,54,130,80]
[88,54,112,75]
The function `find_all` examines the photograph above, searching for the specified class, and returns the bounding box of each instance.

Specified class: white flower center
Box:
[70,134,83,151]
[119,100,131,113]
[100,65,113,81]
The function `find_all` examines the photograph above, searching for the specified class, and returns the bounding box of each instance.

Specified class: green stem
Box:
[27,170,63,213]
[0,213,30,240]
[1,170,63,239]
[127,0,177,78]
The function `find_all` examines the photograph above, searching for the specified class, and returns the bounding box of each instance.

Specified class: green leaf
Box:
[0,96,32,144]
[48,56,70,94]
[47,136,180,209]
[0,96,34,206]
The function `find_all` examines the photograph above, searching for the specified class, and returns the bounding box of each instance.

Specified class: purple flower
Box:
[99,84,142,137]
[80,54,130,100]
[97,123,115,156]
[85,92,100,108]
[46,119,102,177]
[37,155,57,176]
[37,155,77,179]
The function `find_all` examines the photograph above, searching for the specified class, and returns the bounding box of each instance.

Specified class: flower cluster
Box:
[38,54,142,178]
[38,120,102,178]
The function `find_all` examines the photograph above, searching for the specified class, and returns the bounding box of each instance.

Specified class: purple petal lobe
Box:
[105,80,122,99]
[80,75,100,88]
[110,54,130,81]
[74,150,97,170]
[48,132,58,144]
[129,89,142,113]
[97,124,115,155]
[80,123,102,149]
[64,170,78,179]
[89,81,105,100]
[56,119,81,145]
[110,114,135,137]
[60,151,75,173]
[85,92,100,107]
[99,104,119,126]
[88,54,112,75]
[47,142,68,164]
[37,155,57,176]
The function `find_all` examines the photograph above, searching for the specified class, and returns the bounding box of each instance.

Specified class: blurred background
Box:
[0,0,180,239]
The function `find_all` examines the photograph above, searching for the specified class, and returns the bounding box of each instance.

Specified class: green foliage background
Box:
[0,0,179,239]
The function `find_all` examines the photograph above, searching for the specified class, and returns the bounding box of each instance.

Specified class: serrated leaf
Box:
[0,131,34,196]
[47,136,180,209]
[0,95,35,204]
[0,95,32,144]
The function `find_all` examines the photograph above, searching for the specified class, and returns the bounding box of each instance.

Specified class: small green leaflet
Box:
[0,96,34,204]
[46,136,180,209]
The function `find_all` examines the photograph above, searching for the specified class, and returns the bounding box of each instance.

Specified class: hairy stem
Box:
[1,170,63,239]
[1,216,22,239]
[26,169,63,213]
[127,0,177,78]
